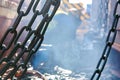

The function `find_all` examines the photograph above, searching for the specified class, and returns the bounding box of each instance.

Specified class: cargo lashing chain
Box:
[0,0,60,79]
[91,0,120,80]
[0,0,35,59]
[1,0,119,80]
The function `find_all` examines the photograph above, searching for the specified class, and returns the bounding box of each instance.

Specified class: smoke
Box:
[30,1,110,77]
[30,11,105,75]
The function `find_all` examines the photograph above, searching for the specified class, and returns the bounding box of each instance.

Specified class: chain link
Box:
[0,0,35,57]
[91,0,120,80]
[0,0,60,79]
[0,0,119,79]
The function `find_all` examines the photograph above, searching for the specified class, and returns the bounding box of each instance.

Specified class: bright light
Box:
[69,0,92,4]
[69,0,92,9]
[69,0,81,3]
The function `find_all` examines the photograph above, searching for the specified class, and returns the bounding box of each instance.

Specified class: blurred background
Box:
[0,0,120,80]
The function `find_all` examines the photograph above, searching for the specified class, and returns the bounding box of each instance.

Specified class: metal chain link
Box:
[0,0,60,79]
[91,0,120,80]
[0,0,35,58]
[2,0,119,79]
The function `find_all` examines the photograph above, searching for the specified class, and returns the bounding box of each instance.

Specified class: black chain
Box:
[0,0,60,79]
[91,0,120,80]
[0,0,35,58]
